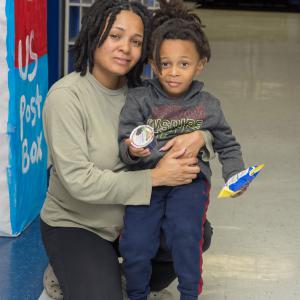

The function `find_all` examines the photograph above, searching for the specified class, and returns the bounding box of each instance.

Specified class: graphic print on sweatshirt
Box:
[147,104,205,140]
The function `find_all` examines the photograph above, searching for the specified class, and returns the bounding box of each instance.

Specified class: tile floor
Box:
[194,7,300,300]
[0,218,47,300]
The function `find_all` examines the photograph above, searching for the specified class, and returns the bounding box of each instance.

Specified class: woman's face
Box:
[92,10,144,88]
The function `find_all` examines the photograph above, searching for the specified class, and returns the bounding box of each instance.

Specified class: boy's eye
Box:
[181,62,190,68]
[161,62,170,68]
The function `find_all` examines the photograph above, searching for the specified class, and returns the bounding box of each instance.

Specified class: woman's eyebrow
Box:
[112,26,125,31]
[112,26,143,37]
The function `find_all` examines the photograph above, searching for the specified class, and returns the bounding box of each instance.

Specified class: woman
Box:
[40,1,213,299]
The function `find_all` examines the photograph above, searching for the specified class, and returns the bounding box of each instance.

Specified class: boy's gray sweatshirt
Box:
[119,78,245,182]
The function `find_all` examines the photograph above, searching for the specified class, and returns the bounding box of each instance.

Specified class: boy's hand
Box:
[124,139,151,158]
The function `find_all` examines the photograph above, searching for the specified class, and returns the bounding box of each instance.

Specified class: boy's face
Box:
[151,39,206,98]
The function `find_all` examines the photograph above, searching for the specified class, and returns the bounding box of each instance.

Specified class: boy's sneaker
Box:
[149,279,178,300]
[122,274,178,300]
[149,287,177,300]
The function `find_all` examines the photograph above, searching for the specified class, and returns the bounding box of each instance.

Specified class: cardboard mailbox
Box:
[0,0,48,236]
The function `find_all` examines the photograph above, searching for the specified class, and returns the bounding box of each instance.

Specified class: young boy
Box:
[118,3,245,300]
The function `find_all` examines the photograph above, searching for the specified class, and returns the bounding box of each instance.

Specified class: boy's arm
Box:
[212,100,245,182]
[118,91,146,165]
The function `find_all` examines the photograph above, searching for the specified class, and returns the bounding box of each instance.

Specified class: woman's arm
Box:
[43,88,153,206]
[151,148,200,187]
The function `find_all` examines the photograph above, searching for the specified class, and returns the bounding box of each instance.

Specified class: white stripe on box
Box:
[0,0,12,236]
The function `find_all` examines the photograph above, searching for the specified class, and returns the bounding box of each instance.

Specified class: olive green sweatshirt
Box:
[40,72,152,241]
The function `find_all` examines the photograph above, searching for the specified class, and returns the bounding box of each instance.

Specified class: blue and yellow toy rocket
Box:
[218,164,264,198]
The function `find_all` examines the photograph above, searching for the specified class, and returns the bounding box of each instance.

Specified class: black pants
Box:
[40,219,213,300]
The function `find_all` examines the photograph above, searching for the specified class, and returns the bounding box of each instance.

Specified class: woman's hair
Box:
[71,0,152,87]
[150,0,211,73]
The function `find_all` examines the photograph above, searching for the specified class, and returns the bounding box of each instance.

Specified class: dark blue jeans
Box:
[120,173,210,300]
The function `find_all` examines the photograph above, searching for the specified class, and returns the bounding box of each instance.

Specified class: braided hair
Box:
[71,0,152,87]
[150,0,211,73]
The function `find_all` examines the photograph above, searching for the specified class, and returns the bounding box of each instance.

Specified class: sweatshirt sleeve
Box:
[118,90,147,165]
[200,130,216,162]
[43,88,152,206]
[211,100,245,182]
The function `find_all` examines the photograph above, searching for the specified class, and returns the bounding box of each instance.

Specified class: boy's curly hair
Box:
[150,0,211,73]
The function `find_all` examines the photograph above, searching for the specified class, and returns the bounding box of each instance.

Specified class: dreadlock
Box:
[150,0,211,73]
[71,0,152,87]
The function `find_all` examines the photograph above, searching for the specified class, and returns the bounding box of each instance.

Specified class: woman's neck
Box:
[92,67,126,90]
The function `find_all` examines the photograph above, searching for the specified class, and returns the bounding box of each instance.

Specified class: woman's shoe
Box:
[43,264,63,300]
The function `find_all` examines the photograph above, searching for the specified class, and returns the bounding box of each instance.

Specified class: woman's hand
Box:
[159,131,205,158]
[151,148,200,187]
